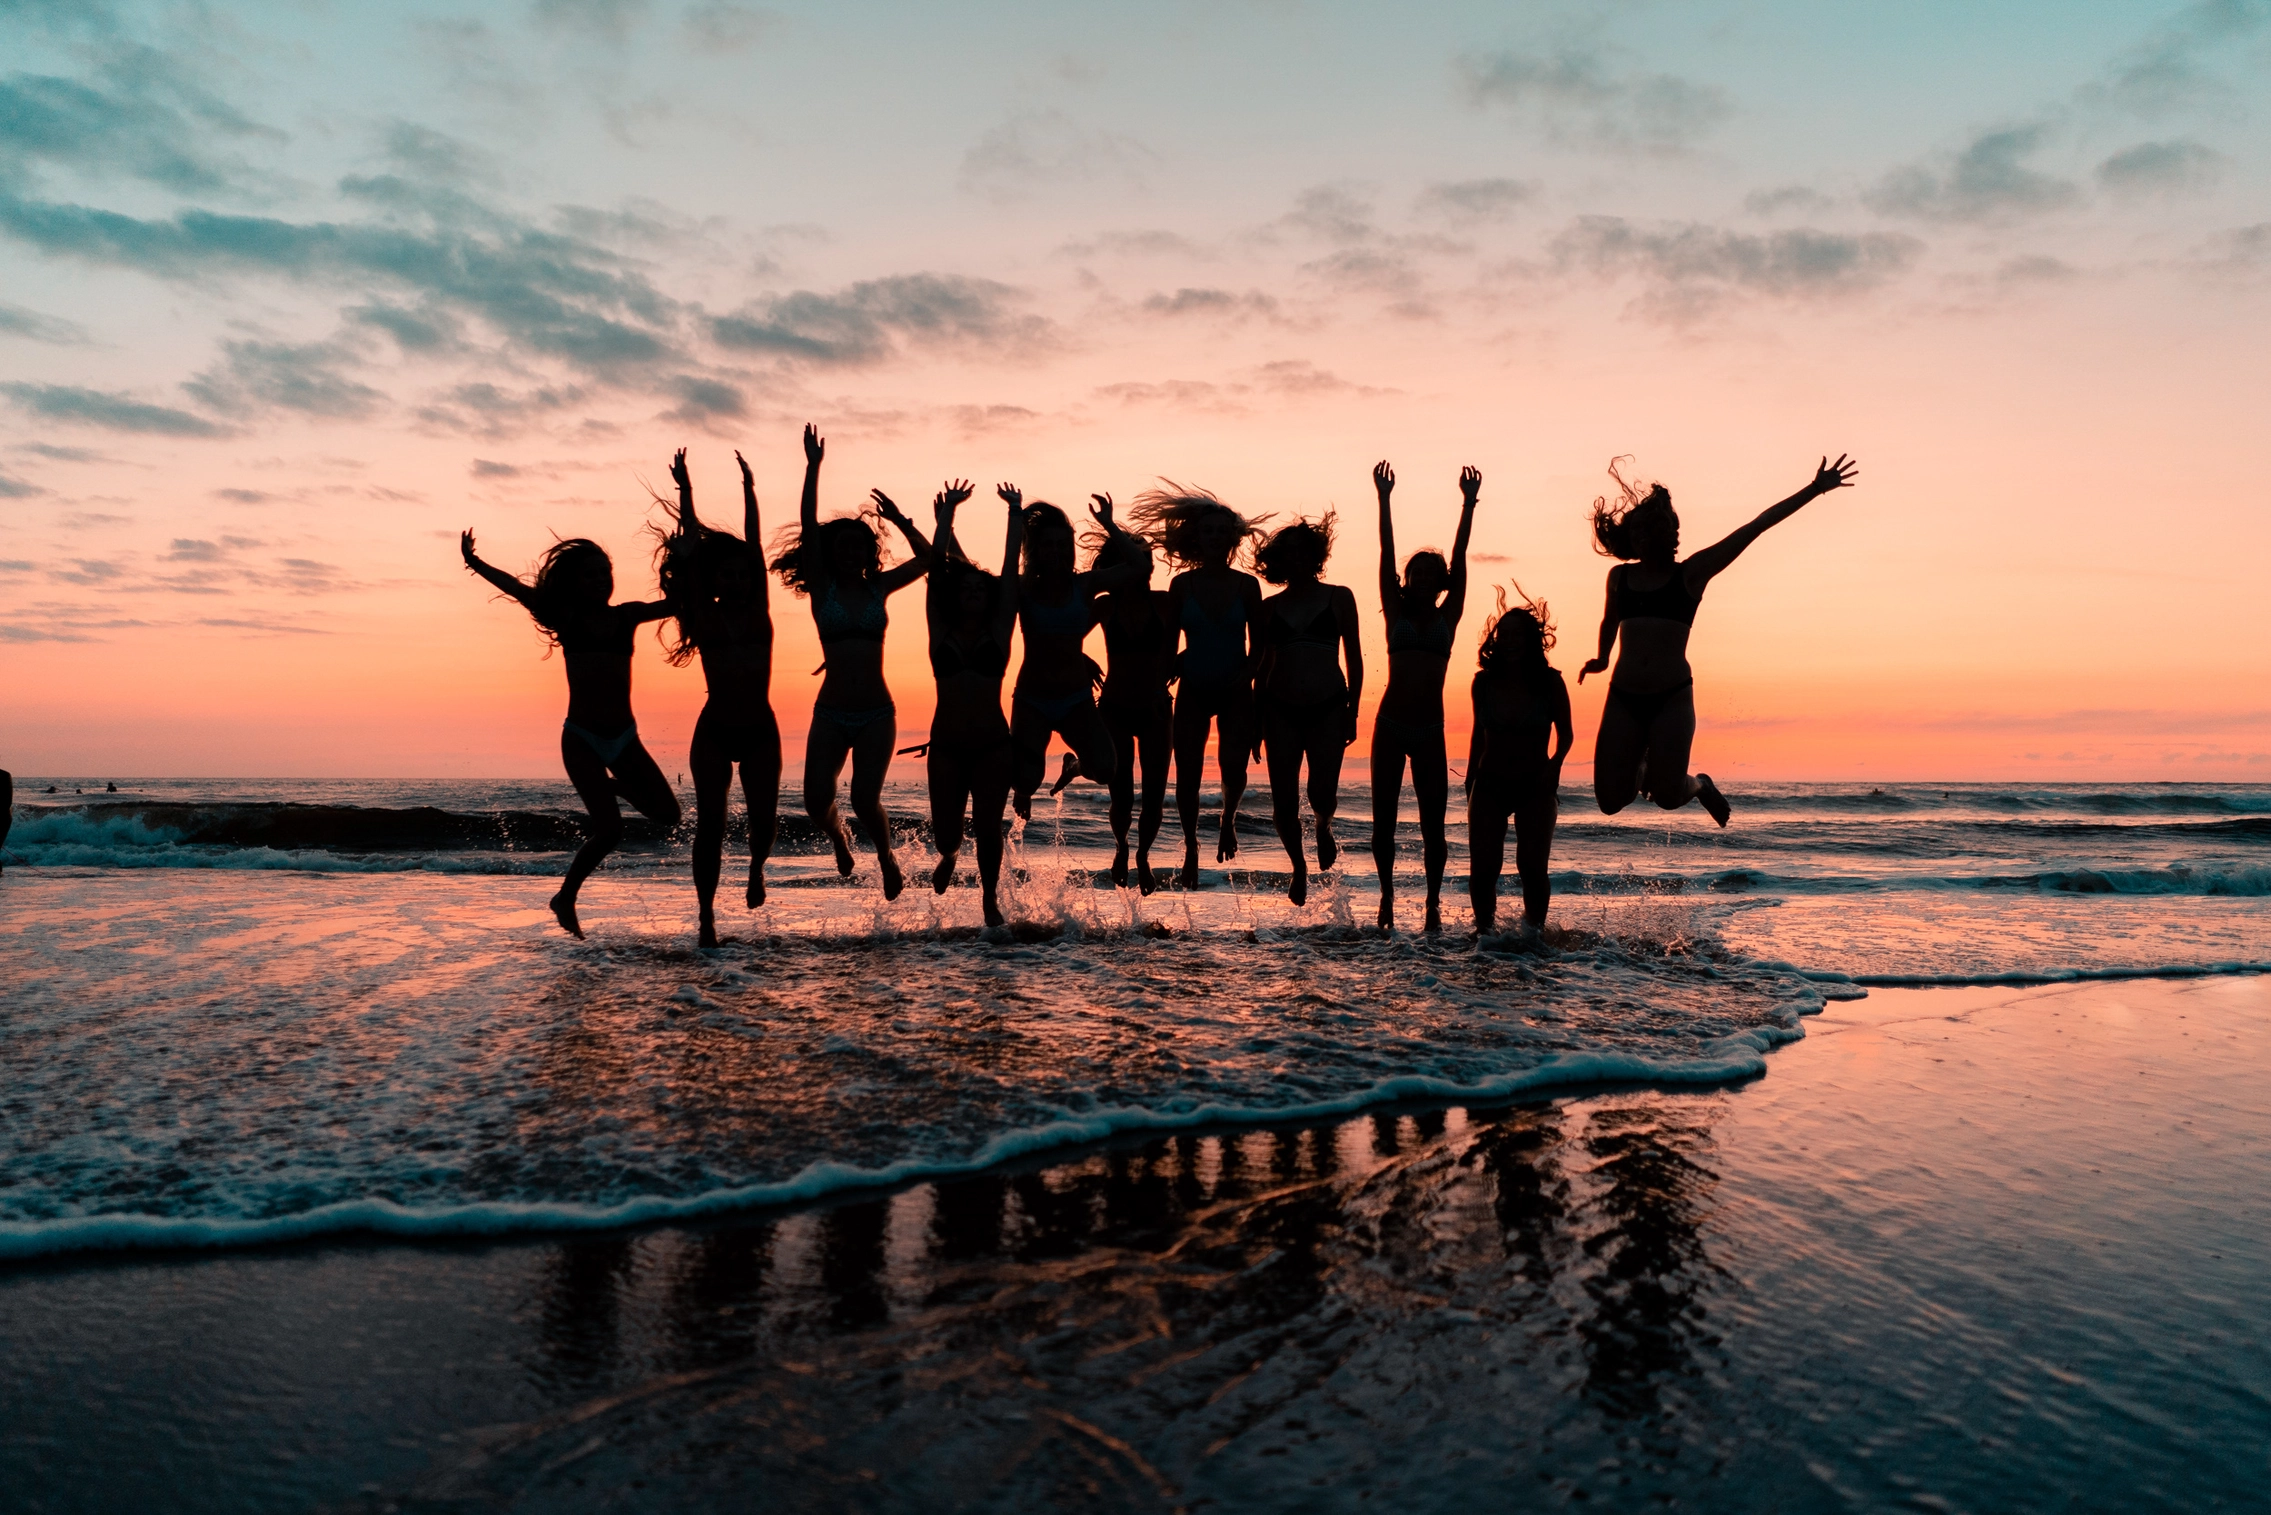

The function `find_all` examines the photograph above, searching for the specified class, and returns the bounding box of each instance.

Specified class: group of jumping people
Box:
[462,427,1858,945]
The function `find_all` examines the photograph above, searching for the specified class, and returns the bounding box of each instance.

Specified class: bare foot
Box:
[549,890,585,940]
[983,896,1005,927]
[1012,789,1032,822]
[1216,815,1239,863]
[829,823,856,877]
[1137,851,1157,895]
[698,915,719,949]
[1049,752,1079,795]
[1181,844,1202,890]
[1695,774,1732,828]
[745,869,765,909]
[1376,897,1393,932]
[1424,899,1442,935]
[1317,825,1337,872]
[1473,909,1496,939]
[1111,839,1130,887]
[880,852,905,901]
[1288,857,1308,907]
[932,853,955,894]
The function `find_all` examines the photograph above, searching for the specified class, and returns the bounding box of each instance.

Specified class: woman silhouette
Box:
[924,482,1024,925]
[1254,516,1362,907]
[1467,587,1571,938]
[1129,487,1265,890]
[1091,526,1176,893]
[1370,462,1480,933]
[769,425,936,900]
[656,445,777,948]
[460,525,681,938]
[1579,455,1857,824]
[1009,494,1143,818]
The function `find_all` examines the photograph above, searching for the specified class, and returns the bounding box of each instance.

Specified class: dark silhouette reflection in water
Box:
[417,1092,1727,1511]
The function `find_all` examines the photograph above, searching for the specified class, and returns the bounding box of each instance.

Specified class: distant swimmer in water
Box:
[1128,486,1266,890]
[461,524,681,939]
[1092,519,1177,893]
[923,482,1024,924]
[1370,461,1480,934]
[770,425,935,900]
[1466,587,1571,939]
[657,444,778,948]
[1254,514,1362,907]
[1578,454,1858,825]
[1010,492,1146,820]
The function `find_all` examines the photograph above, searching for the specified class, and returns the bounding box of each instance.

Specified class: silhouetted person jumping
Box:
[1129,487,1266,890]
[657,445,778,948]
[1092,522,1176,893]
[1579,454,1859,824]
[924,483,1024,925]
[771,425,935,900]
[1010,493,1144,818]
[1467,587,1571,938]
[1255,515,1362,906]
[461,525,681,938]
[1370,461,1480,933]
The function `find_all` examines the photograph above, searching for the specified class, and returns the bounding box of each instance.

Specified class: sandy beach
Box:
[5,970,2265,1513]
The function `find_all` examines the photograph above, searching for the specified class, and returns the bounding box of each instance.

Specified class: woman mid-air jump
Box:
[1253,515,1362,907]
[657,445,777,948]
[924,482,1024,925]
[1369,461,1480,933]
[1090,523,1176,893]
[1009,493,1144,819]
[1128,487,1266,890]
[769,425,936,900]
[1579,455,1857,825]
[1466,587,1571,939]
[460,524,680,939]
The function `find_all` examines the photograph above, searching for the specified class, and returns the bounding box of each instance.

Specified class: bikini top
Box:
[816,579,888,644]
[1020,586,1091,639]
[1268,601,1341,649]
[1387,608,1454,655]
[1616,563,1703,627]
[554,606,636,658]
[930,630,1010,681]
[1180,590,1250,677]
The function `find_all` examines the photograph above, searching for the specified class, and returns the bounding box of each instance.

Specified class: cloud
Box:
[1415,178,1538,223]
[0,382,230,436]
[944,403,1040,435]
[182,338,388,420]
[958,110,1152,203]
[711,273,1052,365]
[1552,217,1923,321]
[661,374,749,424]
[1866,124,2080,223]
[1992,254,2080,287]
[0,625,95,643]
[0,41,279,194]
[470,459,520,478]
[52,558,126,585]
[2191,222,2271,276]
[194,617,331,635]
[1279,185,1379,245]
[1250,360,1389,397]
[1056,229,1211,260]
[164,539,224,562]
[1140,287,1280,320]
[0,469,44,498]
[416,381,592,436]
[1455,46,1731,153]
[681,2,780,49]
[532,0,652,39]
[2081,0,2271,117]
[1744,185,1833,217]
[0,301,86,343]
[2095,139,2225,197]
[16,442,106,461]
[213,487,274,503]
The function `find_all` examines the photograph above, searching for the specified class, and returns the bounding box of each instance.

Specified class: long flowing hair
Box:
[1254,514,1335,585]
[1126,483,1267,569]
[1475,582,1556,686]
[1590,456,1676,561]
[525,538,611,645]
[652,521,754,667]
[769,513,886,596]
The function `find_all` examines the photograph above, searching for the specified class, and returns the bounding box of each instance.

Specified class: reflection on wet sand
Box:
[426,1091,1727,1511]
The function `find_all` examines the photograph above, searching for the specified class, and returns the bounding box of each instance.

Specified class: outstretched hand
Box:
[735,449,753,490]
[1089,492,1115,532]
[803,424,824,465]
[1373,460,1394,496]
[935,478,973,514]
[997,482,1023,510]
[869,488,906,523]
[1811,454,1858,494]
[459,529,479,567]
[668,447,690,493]
[1576,656,1609,684]
[1459,465,1481,506]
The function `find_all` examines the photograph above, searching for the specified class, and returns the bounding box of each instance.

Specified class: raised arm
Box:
[1684,454,1858,584]
[795,423,824,586]
[1079,493,1147,593]
[1443,465,1480,629]
[668,447,699,533]
[1577,566,1620,684]
[460,530,535,607]
[994,484,1024,642]
[737,449,772,624]
[875,485,944,594]
[1373,460,1399,614]
[932,482,971,567]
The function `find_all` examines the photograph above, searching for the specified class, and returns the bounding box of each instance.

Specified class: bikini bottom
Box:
[1607,679,1693,727]
[1372,711,1446,750]
[693,705,778,765]
[812,700,896,739]
[563,719,640,765]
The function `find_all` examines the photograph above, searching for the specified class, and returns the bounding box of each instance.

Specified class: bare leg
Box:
[1370,726,1410,930]
[1592,694,1647,815]
[804,713,859,875]
[1263,705,1308,906]
[1411,725,1450,934]
[557,733,679,940]
[1307,715,1346,874]
[1640,686,1725,823]
[1172,688,1214,889]
[846,712,904,900]
[969,740,1013,925]
[1512,781,1559,928]
[1467,780,1510,937]
[1215,690,1252,864]
[928,742,969,896]
[689,720,732,948]
[741,712,781,909]
[1103,706,1137,885]
[1135,700,1171,895]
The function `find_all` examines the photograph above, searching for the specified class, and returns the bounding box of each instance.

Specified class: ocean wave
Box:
[1783,960,2271,989]
[0,1022,1801,1262]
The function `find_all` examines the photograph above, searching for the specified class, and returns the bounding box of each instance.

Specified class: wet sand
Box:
[4,973,2267,1513]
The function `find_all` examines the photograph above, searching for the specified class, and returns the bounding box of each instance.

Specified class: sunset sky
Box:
[3,0,2267,780]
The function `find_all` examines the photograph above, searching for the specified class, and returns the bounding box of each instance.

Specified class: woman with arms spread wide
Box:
[460,522,680,938]
[657,445,777,948]
[771,425,936,900]
[1579,454,1857,825]
[1369,461,1479,933]
[924,482,1022,925]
